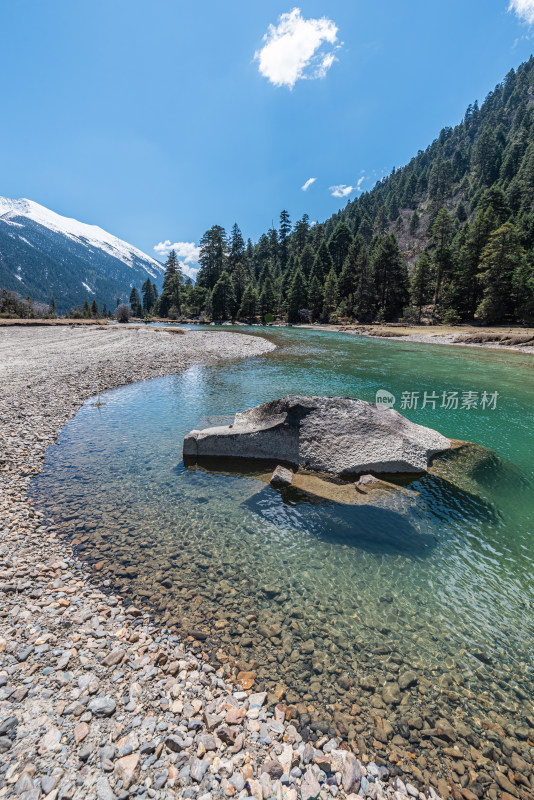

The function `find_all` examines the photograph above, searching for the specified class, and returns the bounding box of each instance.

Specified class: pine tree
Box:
[141,279,156,313]
[322,268,339,320]
[197,225,228,289]
[259,277,276,319]
[49,296,56,317]
[91,299,98,317]
[312,240,333,281]
[353,247,377,321]
[328,222,353,273]
[293,214,310,255]
[238,283,259,319]
[372,234,409,320]
[338,237,363,303]
[430,208,454,305]
[287,268,308,323]
[299,244,315,279]
[409,211,420,235]
[210,270,237,320]
[308,275,324,321]
[279,210,292,266]
[410,251,434,322]
[129,287,142,317]
[477,223,525,322]
[159,250,183,317]
[83,298,91,318]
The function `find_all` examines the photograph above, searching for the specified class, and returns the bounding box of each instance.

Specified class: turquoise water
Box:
[31,327,534,743]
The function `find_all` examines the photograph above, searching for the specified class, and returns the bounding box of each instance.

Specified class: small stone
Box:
[382,682,401,705]
[74,722,90,744]
[41,776,58,795]
[89,697,116,717]
[398,670,418,690]
[95,777,115,800]
[115,754,140,789]
[342,754,361,793]
[190,758,208,782]
[39,727,62,754]
[301,767,321,800]
[262,760,284,780]
[15,646,34,662]
[270,466,293,487]
[165,735,187,752]
[102,648,125,667]
[435,719,457,743]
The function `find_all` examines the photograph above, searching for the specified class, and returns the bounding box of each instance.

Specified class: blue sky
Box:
[1,0,534,276]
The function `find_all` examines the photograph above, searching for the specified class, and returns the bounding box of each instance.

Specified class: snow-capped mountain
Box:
[0,196,165,312]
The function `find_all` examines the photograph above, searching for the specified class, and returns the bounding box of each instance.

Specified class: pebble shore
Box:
[0,326,531,800]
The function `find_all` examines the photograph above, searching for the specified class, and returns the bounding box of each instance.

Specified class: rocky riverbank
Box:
[0,326,439,800]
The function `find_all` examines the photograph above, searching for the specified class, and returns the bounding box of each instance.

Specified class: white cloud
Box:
[509,0,534,23]
[154,240,200,281]
[254,8,340,89]
[301,177,316,191]
[356,176,365,192]
[330,184,354,198]
[154,240,200,263]
[180,262,199,281]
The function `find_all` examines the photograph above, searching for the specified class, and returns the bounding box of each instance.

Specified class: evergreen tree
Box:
[328,222,353,273]
[338,237,363,303]
[129,287,142,317]
[353,247,377,321]
[49,296,56,316]
[141,279,156,313]
[299,244,315,279]
[410,251,434,321]
[197,225,227,289]
[409,211,420,235]
[372,234,409,320]
[83,298,91,318]
[279,210,292,266]
[238,283,259,319]
[323,268,339,320]
[293,214,310,255]
[287,268,308,323]
[312,240,333,281]
[259,277,276,319]
[210,270,237,320]
[159,250,183,317]
[477,223,525,322]
[91,299,98,317]
[308,274,324,321]
[228,223,246,271]
[430,208,454,305]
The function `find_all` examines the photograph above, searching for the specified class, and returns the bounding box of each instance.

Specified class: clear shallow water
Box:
[32,328,534,745]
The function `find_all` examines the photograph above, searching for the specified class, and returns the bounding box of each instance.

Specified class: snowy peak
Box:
[0,195,166,313]
[0,196,164,279]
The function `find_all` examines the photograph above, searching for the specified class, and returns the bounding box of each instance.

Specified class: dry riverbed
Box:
[0,326,441,800]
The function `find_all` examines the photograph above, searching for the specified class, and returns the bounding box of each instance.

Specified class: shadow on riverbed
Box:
[242,484,437,557]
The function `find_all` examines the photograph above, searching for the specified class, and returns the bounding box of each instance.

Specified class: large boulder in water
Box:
[183,395,450,475]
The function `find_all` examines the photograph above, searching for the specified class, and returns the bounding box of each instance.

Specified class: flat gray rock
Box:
[183,395,450,475]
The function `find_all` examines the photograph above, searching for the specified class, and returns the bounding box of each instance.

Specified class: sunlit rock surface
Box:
[183,395,451,475]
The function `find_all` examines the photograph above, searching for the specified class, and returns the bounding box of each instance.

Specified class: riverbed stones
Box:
[183,394,451,474]
[270,465,294,487]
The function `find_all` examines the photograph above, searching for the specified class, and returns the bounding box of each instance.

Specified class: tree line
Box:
[137,56,534,326]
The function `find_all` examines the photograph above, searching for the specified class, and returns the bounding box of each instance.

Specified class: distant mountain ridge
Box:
[0,197,164,312]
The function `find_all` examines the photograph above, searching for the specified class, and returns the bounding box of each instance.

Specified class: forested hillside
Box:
[155,57,534,325]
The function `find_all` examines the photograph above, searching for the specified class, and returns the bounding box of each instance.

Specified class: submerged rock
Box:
[183,395,450,475]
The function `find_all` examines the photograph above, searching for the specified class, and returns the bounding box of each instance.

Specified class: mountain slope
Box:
[192,55,534,325]
[0,198,164,313]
